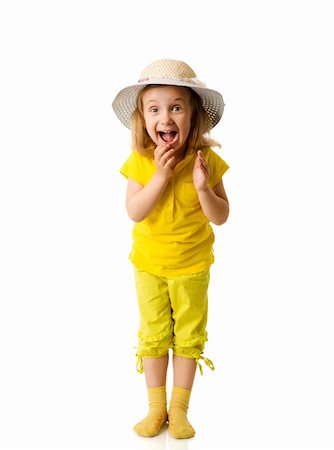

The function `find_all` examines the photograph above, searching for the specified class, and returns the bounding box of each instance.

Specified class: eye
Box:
[171,105,182,112]
[149,107,159,113]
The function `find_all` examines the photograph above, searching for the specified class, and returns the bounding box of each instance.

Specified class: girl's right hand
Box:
[154,143,176,178]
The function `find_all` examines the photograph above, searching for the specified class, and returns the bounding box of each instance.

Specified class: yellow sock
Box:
[168,386,195,439]
[134,385,167,437]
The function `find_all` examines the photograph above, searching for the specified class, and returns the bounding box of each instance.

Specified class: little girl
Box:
[112,59,229,439]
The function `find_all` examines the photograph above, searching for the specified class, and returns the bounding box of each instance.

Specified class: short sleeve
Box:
[206,148,229,189]
[120,150,148,185]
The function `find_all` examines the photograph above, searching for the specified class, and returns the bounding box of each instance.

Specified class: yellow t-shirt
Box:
[120,147,229,276]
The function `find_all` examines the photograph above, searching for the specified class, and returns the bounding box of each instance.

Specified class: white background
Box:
[1,0,334,449]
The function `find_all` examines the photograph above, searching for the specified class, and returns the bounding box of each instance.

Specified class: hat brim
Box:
[112,79,224,130]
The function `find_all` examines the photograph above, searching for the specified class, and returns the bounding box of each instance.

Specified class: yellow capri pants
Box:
[133,267,214,375]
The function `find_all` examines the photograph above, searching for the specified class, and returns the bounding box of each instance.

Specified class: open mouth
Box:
[159,131,177,143]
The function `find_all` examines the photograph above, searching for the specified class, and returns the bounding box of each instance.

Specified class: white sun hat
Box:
[112,59,225,130]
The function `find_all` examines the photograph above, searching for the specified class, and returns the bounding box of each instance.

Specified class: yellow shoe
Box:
[134,385,168,437]
[168,386,195,439]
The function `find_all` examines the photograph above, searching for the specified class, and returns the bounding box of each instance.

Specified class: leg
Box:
[167,270,211,439]
[144,354,169,387]
[133,355,169,436]
[133,269,172,437]
[169,270,211,370]
[168,355,196,438]
[173,354,196,389]
[133,355,170,437]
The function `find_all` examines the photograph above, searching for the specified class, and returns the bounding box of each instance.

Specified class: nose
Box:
[160,109,173,125]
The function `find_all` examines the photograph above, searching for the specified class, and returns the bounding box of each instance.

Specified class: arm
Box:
[193,150,229,225]
[125,142,175,222]
[125,174,169,222]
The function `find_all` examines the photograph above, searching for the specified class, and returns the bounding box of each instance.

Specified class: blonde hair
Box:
[131,85,221,158]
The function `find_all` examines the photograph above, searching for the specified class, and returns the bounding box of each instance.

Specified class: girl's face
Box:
[141,85,193,153]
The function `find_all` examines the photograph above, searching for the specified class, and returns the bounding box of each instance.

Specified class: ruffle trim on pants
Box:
[135,327,173,373]
[173,333,214,374]
[135,330,214,375]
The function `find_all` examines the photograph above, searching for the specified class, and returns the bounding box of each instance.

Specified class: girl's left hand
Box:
[193,150,210,191]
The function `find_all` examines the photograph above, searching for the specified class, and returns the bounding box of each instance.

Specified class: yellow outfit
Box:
[120,147,229,372]
[120,147,229,277]
[134,267,213,373]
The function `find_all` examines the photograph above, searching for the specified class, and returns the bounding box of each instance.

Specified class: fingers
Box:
[196,150,209,175]
[154,142,175,166]
[165,155,175,168]
[197,150,206,164]
[162,147,175,165]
